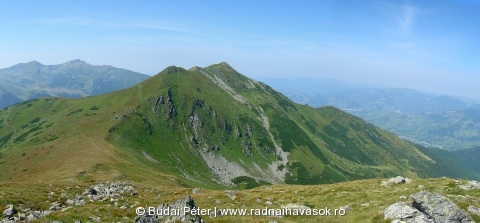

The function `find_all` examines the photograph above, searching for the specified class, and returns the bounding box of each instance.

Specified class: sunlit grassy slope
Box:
[0,63,474,188]
[0,178,478,222]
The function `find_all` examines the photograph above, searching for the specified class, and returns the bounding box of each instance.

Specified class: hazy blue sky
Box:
[1,0,479,99]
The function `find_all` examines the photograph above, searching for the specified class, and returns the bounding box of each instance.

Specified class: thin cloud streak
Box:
[29,17,212,37]
[398,5,415,36]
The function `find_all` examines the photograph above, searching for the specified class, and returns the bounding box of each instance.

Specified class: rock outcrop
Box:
[458,180,480,190]
[384,202,433,223]
[385,191,475,223]
[411,191,475,223]
[2,205,17,219]
[380,176,412,187]
[85,182,138,201]
[0,182,137,222]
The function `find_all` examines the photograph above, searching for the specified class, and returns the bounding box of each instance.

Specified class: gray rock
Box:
[49,201,65,211]
[65,199,75,206]
[225,190,236,200]
[467,205,480,216]
[134,215,159,223]
[388,176,412,184]
[411,191,474,223]
[18,212,26,220]
[384,202,434,223]
[192,188,201,194]
[134,196,204,223]
[281,204,310,210]
[458,180,480,190]
[339,205,351,211]
[89,216,101,222]
[86,182,137,201]
[2,205,17,219]
[380,181,389,187]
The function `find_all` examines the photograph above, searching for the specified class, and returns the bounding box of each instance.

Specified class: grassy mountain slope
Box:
[352,108,480,150]
[0,59,149,108]
[0,63,474,188]
[1,178,479,222]
[263,79,480,151]
[453,146,480,179]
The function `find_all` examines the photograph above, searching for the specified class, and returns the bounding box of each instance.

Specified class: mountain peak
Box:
[66,59,88,65]
[189,66,202,71]
[210,62,234,70]
[26,60,43,65]
[160,65,187,75]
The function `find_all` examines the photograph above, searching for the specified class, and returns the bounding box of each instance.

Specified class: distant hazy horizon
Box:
[1,0,479,100]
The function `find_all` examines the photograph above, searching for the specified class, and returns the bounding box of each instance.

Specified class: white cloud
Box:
[398,5,415,36]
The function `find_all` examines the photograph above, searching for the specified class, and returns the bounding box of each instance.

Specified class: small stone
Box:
[192,188,201,194]
[380,181,389,187]
[361,203,370,207]
[18,212,26,220]
[65,199,75,205]
[3,204,17,219]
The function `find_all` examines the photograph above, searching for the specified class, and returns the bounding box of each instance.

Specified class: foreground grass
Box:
[0,178,479,222]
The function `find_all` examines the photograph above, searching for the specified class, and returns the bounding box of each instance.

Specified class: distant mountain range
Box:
[261,77,480,151]
[0,62,474,186]
[0,60,149,108]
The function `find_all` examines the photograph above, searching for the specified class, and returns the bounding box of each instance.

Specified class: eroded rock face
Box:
[411,191,475,223]
[134,196,204,223]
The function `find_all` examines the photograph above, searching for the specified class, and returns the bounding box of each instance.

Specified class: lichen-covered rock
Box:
[411,191,475,223]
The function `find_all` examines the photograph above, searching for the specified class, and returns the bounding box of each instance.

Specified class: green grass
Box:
[0,178,478,222]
